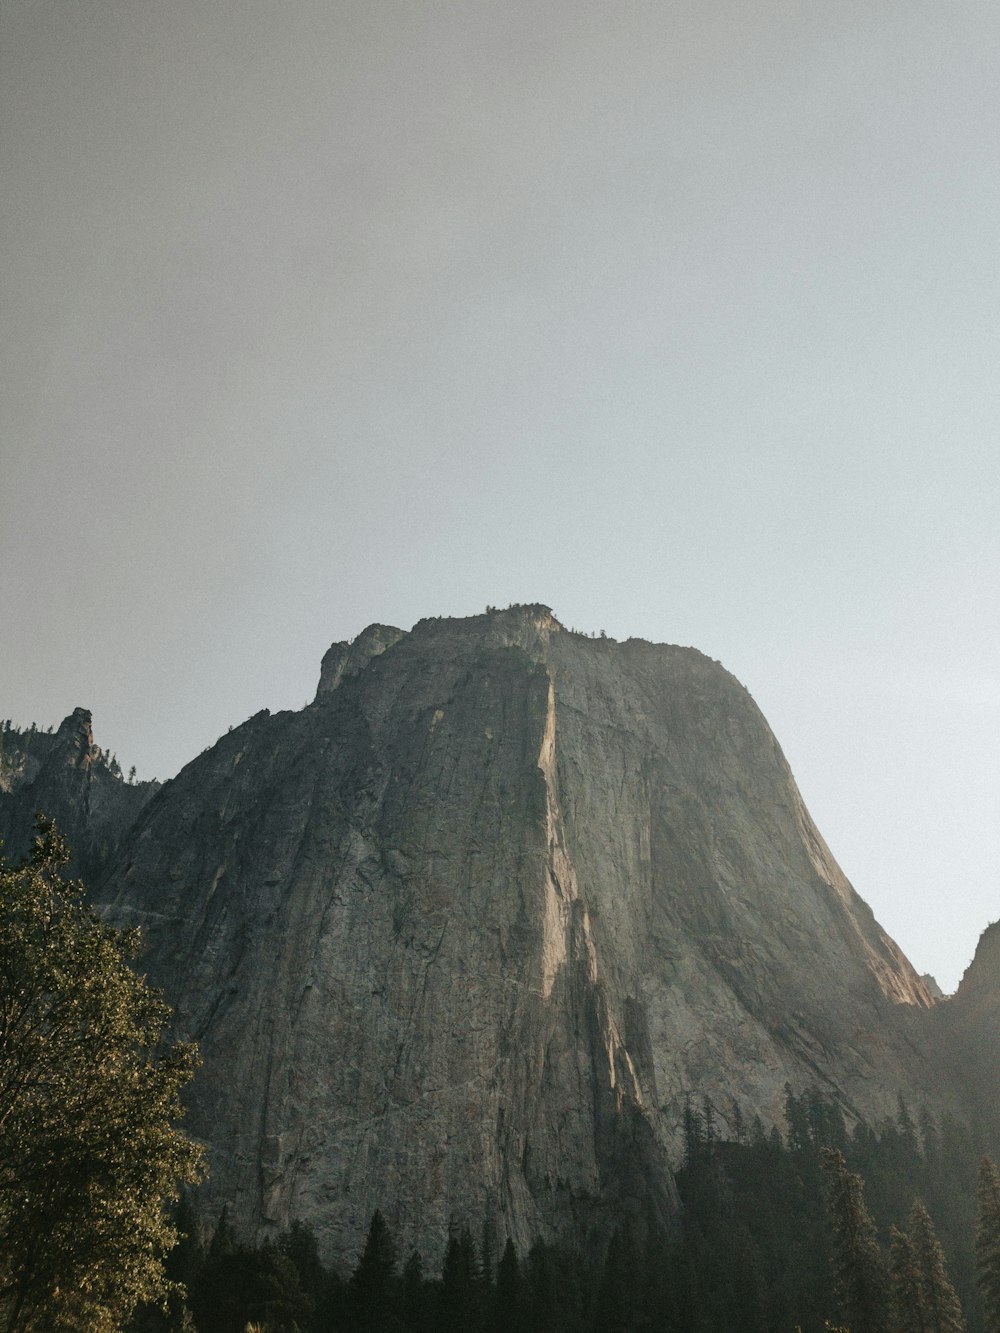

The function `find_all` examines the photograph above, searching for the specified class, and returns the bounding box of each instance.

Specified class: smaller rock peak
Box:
[57,706,93,732]
[354,623,406,654]
[315,624,406,700]
[955,920,1000,1001]
[53,708,96,768]
[920,972,945,1001]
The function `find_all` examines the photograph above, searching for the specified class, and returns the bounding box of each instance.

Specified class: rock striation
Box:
[88,606,944,1266]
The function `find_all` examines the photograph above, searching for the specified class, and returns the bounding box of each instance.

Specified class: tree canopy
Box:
[0,818,203,1332]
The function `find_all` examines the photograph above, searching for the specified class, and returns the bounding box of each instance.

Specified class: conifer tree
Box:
[822,1148,891,1333]
[208,1205,237,1260]
[495,1238,523,1333]
[976,1157,1000,1332]
[908,1200,965,1333]
[525,1238,563,1333]
[351,1209,398,1330]
[441,1225,482,1332]
[277,1219,326,1319]
[401,1248,431,1333]
[890,1225,926,1333]
[591,1228,641,1333]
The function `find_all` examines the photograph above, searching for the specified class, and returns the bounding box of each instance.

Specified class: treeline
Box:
[134,1090,1000,1333]
[673,1088,987,1332]
[133,1203,603,1333]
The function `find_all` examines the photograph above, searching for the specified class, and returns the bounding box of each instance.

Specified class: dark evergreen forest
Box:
[132,1088,1000,1333]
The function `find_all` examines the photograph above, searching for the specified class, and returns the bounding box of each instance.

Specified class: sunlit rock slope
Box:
[85,607,939,1265]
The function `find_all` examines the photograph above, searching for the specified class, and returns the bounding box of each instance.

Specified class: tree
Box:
[976,1157,1000,1331]
[890,1225,927,1333]
[0,818,203,1332]
[907,1200,965,1333]
[401,1249,430,1332]
[494,1238,523,1333]
[591,1227,643,1333]
[822,1148,890,1333]
[351,1209,398,1330]
[441,1225,482,1332]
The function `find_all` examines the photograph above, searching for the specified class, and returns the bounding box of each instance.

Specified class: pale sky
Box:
[2,1,998,992]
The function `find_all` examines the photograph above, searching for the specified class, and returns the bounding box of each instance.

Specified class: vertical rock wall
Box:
[92,607,937,1266]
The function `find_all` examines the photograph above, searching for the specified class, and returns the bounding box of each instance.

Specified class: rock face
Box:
[931,921,1000,1143]
[921,973,946,1001]
[0,710,157,876]
[90,606,941,1266]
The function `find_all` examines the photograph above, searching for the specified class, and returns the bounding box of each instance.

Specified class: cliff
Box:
[0,709,158,876]
[89,606,942,1265]
[931,919,1000,1145]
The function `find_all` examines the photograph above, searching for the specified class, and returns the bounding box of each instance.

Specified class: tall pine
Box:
[822,1148,890,1333]
[891,1202,966,1333]
[351,1209,398,1331]
[976,1157,1000,1332]
[890,1225,927,1333]
[908,1200,965,1333]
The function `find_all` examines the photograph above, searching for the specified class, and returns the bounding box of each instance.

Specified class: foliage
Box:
[0,818,203,1332]
[891,1201,966,1333]
[129,1086,992,1332]
[821,1147,891,1333]
[975,1157,1000,1331]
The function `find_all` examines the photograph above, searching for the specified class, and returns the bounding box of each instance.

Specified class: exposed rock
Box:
[91,607,943,1266]
[921,973,945,1001]
[0,710,157,876]
[953,921,1000,1003]
[931,920,1000,1143]
[315,624,406,699]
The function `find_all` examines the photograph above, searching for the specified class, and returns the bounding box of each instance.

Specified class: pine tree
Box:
[908,1200,965,1333]
[822,1148,891,1333]
[351,1209,398,1331]
[441,1225,482,1332]
[401,1249,430,1332]
[208,1205,237,1260]
[495,1238,523,1333]
[591,1228,642,1333]
[785,1084,814,1157]
[277,1219,325,1316]
[524,1239,560,1333]
[976,1157,1000,1332]
[890,1225,927,1333]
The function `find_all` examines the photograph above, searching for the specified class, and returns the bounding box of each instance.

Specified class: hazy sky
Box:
[2,1,997,991]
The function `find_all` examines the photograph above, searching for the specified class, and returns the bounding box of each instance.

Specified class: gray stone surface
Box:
[931,918,1000,1146]
[0,708,157,876]
[89,606,943,1266]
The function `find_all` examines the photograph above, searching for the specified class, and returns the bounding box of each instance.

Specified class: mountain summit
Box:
[4,608,958,1265]
[66,606,943,1263]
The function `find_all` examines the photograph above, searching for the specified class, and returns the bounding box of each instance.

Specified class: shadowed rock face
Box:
[931,920,1000,1144]
[0,709,157,876]
[87,606,941,1265]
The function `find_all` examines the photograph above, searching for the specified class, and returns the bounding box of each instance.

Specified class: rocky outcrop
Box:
[90,606,943,1266]
[0,710,157,876]
[931,921,1000,1143]
[315,624,406,699]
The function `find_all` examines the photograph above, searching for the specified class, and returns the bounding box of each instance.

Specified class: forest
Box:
[133,1088,1000,1333]
[2,816,996,1333]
